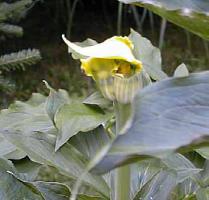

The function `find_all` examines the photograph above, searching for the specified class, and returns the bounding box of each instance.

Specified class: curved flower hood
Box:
[62,35,142,80]
[62,35,148,103]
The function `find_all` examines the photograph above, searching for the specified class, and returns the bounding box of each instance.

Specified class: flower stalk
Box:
[115,165,130,200]
[114,101,132,200]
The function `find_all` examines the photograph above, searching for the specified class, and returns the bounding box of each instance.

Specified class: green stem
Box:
[114,101,132,134]
[115,166,130,200]
[114,101,132,200]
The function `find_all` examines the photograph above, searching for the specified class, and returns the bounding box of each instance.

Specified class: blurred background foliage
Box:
[1,0,209,108]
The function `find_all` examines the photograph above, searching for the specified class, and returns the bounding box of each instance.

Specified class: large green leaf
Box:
[0,92,109,198]
[0,157,103,200]
[120,0,209,40]
[0,157,41,183]
[0,169,87,200]
[130,154,201,199]
[0,159,43,200]
[0,93,49,160]
[55,103,111,150]
[1,130,109,198]
[0,93,54,134]
[0,171,88,200]
[92,71,209,173]
[129,29,167,80]
[0,171,68,200]
[0,172,44,200]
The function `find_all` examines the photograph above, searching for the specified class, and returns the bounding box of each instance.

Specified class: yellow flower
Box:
[62,35,145,103]
[62,35,142,80]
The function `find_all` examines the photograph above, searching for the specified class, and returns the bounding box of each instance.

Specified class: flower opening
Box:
[62,34,144,103]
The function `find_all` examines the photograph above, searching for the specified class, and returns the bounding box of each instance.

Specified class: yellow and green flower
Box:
[62,35,144,103]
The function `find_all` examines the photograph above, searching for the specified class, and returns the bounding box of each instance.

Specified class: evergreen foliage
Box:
[0,0,41,93]
[0,49,41,71]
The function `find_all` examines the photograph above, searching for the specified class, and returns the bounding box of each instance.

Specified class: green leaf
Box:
[134,171,176,200]
[1,131,109,198]
[35,181,103,200]
[0,132,28,161]
[0,157,40,183]
[196,147,209,159]
[26,93,46,106]
[0,93,47,159]
[0,93,54,135]
[196,188,209,200]
[0,136,26,159]
[77,195,106,200]
[14,158,41,182]
[175,180,198,200]
[70,126,111,160]
[0,93,109,197]
[130,154,201,199]
[171,157,209,199]
[55,103,111,150]
[0,168,69,200]
[120,0,209,40]
[0,172,43,200]
[130,159,163,199]
[83,92,110,108]
[0,162,70,200]
[174,63,189,77]
[0,157,103,200]
[33,181,71,200]
[162,154,202,183]
[128,29,167,80]
[92,71,209,173]
[0,157,17,173]
[34,182,102,200]
[44,81,71,122]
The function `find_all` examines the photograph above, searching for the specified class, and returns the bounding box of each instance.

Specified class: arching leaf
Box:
[119,0,209,40]
[92,71,209,173]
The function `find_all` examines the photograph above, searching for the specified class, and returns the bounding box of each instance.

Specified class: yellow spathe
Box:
[81,58,142,79]
[62,35,142,79]
[81,58,118,79]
